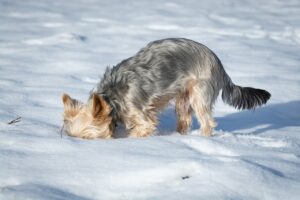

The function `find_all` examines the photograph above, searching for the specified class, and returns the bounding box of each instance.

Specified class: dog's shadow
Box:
[158,100,300,135]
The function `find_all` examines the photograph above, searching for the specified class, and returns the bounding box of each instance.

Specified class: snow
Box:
[0,0,300,199]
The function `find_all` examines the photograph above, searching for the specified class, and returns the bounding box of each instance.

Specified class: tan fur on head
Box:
[62,93,113,139]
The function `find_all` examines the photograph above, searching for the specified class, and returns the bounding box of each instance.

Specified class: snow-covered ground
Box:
[1,0,300,199]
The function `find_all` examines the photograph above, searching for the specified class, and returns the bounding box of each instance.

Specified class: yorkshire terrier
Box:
[62,38,271,139]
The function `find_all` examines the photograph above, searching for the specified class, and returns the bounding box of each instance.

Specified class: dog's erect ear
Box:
[90,93,110,118]
[62,93,78,111]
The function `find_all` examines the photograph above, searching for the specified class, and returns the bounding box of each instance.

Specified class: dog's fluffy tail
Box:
[221,75,271,110]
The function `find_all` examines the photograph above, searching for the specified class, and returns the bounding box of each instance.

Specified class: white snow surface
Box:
[1,0,300,199]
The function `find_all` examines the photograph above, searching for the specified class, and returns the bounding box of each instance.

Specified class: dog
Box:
[62,38,271,139]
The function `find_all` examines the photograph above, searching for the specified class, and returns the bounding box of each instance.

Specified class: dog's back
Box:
[97,38,225,106]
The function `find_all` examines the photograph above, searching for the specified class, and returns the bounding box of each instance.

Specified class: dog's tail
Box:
[221,73,271,110]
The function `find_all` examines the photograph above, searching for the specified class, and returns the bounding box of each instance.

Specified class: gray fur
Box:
[95,38,270,130]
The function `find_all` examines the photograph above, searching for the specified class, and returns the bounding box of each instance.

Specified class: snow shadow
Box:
[1,183,90,200]
[216,100,300,134]
[158,101,300,135]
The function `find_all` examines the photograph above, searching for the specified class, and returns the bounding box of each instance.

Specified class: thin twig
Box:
[59,124,65,138]
[7,116,22,125]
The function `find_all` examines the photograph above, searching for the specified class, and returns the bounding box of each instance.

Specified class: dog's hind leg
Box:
[189,82,217,136]
[175,91,193,134]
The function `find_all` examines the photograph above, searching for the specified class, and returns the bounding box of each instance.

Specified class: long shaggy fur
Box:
[62,38,271,138]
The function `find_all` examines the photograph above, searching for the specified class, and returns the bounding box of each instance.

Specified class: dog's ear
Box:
[90,93,110,118]
[62,93,78,112]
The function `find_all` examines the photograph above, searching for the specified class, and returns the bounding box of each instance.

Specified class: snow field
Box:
[0,0,300,199]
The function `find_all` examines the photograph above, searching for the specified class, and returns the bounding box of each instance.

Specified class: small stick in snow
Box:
[7,116,22,125]
[181,176,190,180]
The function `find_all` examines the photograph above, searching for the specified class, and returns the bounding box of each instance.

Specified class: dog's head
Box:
[61,93,113,139]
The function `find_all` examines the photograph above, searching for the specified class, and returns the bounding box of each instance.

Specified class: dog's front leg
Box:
[123,106,157,138]
[128,124,156,138]
[125,116,156,138]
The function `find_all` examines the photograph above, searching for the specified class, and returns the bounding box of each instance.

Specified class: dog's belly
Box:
[149,94,175,112]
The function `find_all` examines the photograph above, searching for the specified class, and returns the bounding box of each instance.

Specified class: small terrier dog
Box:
[62,38,271,139]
